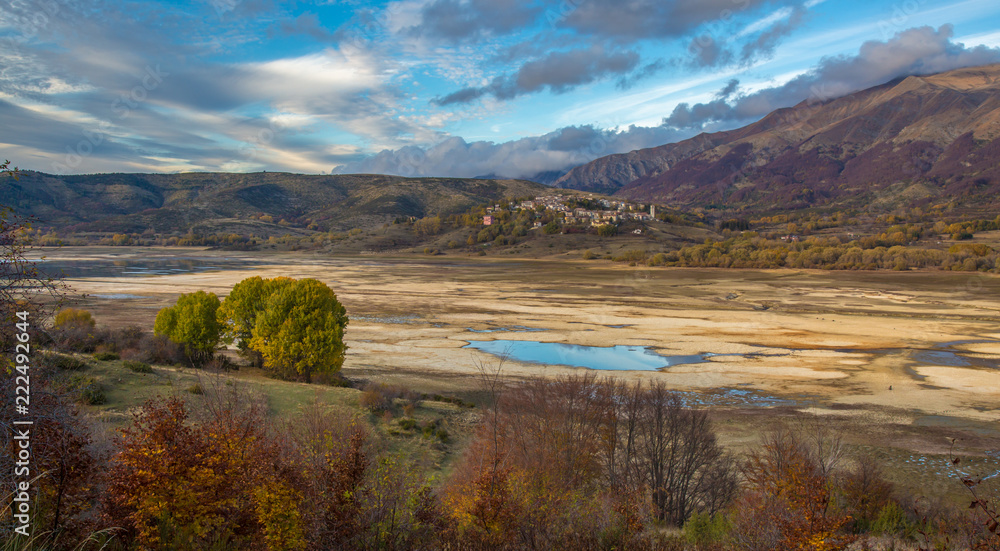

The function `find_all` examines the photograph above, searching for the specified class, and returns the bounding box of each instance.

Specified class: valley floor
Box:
[42,246,1000,499]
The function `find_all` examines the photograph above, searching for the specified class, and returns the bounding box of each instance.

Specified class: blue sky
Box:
[1,0,999,179]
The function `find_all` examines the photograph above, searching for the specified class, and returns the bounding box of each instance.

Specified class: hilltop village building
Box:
[482,194,656,227]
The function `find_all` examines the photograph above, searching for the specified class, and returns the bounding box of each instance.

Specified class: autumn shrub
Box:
[359,386,390,413]
[104,324,145,352]
[50,307,100,352]
[101,395,291,550]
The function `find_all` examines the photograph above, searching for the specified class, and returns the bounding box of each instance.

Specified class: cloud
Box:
[277,13,335,41]
[403,0,541,42]
[332,123,695,180]
[557,0,778,42]
[434,45,640,105]
[0,1,437,174]
[665,24,1000,129]
[682,4,808,68]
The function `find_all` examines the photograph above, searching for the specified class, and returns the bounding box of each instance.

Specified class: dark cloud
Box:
[558,0,779,42]
[435,46,640,105]
[665,25,1000,129]
[715,78,741,100]
[546,125,603,151]
[738,6,806,65]
[405,0,541,42]
[686,36,734,68]
[616,59,667,90]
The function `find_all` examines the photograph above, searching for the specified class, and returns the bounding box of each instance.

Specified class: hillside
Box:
[555,64,1000,213]
[0,172,549,235]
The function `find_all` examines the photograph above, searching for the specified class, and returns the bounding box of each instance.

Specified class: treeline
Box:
[3,367,997,550]
[608,235,1000,271]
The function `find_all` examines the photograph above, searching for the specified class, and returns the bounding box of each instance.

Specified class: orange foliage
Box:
[734,429,854,551]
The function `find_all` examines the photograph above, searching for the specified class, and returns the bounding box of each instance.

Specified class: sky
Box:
[1,0,1000,180]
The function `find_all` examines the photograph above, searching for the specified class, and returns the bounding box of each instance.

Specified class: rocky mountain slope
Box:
[555,64,1000,212]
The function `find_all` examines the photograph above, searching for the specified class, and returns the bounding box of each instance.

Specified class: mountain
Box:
[555,64,1000,212]
[0,171,548,235]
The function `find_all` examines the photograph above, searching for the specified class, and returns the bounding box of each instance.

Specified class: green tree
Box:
[154,290,222,366]
[250,278,348,382]
[217,276,293,366]
[597,224,617,237]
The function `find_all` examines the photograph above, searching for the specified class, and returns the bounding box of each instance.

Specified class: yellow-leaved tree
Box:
[217,276,294,367]
[154,290,222,366]
[250,278,348,382]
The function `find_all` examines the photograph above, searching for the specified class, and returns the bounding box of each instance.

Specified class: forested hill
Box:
[555,63,1000,213]
[0,171,549,235]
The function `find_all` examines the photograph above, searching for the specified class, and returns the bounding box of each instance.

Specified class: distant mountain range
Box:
[555,63,1000,212]
[0,172,547,235]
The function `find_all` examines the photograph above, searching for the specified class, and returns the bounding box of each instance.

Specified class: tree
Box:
[733,428,854,550]
[250,279,348,382]
[597,224,617,237]
[217,276,293,366]
[154,290,222,366]
[1,161,62,352]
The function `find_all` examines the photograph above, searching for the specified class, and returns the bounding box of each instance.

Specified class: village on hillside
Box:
[483,194,656,228]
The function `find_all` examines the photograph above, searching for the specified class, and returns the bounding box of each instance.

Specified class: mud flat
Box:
[45,247,1000,445]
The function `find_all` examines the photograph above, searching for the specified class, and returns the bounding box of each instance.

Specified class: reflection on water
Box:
[463,339,707,371]
[466,326,547,333]
[36,257,265,278]
[464,338,1000,374]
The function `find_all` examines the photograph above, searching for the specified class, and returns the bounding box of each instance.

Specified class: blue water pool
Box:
[463,339,707,371]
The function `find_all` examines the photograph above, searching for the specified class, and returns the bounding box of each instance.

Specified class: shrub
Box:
[41,352,90,371]
[582,249,597,260]
[613,249,648,263]
[871,501,912,536]
[204,355,237,371]
[359,386,390,412]
[684,511,731,546]
[398,418,418,431]
[187,383,204,395]
[93,351,120,361]
[79,382,106,405]
[106,325,145,351]
[54,308,96,330]
[50,308,101,352]
[124,360,153,373]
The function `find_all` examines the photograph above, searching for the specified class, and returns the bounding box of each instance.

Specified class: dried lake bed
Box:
[40,246,1000,474]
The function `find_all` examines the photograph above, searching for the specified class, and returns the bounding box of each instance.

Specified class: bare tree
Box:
[640,380,733,525]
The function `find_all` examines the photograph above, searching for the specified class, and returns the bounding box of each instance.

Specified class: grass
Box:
[65,353,479,479]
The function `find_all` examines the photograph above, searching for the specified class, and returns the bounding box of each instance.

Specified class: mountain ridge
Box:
[554,63,1000,212]
[0,171,550,235]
